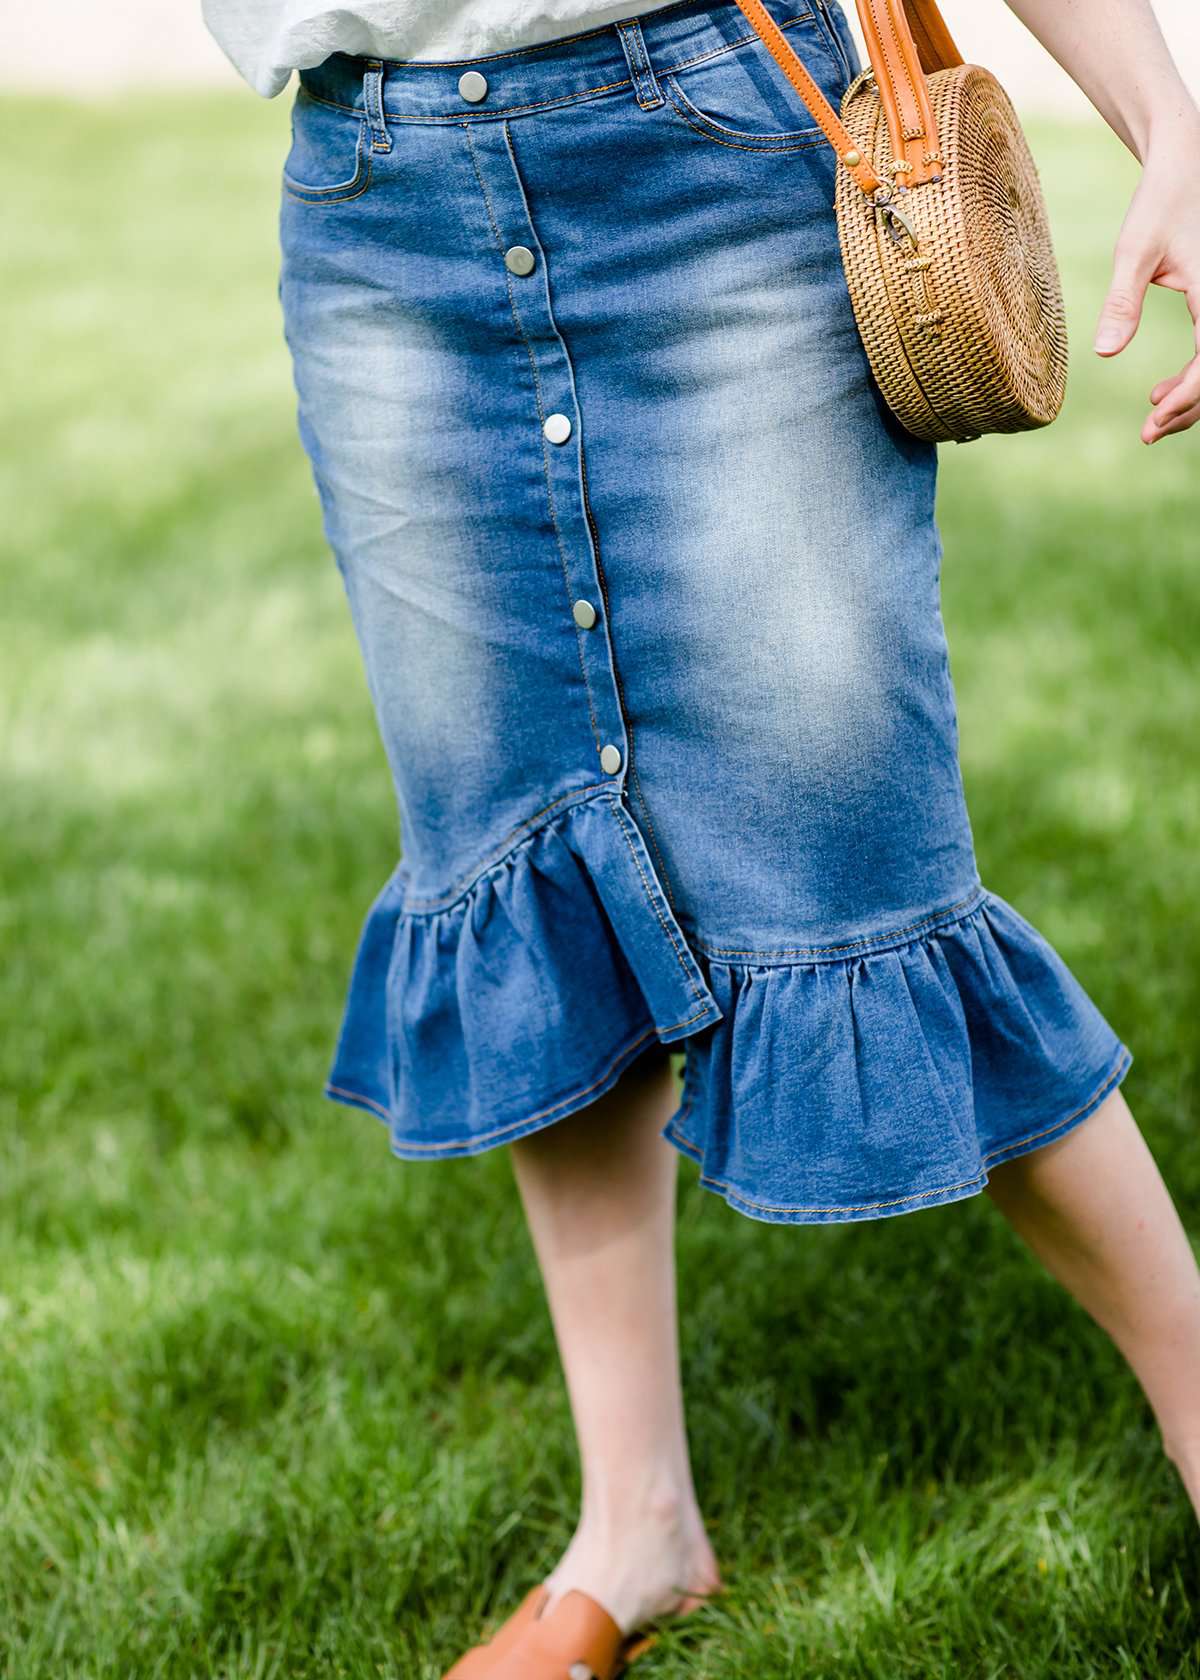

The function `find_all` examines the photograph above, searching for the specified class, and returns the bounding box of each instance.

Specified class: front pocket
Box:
[283,89,372,203]
[660,12,843,152]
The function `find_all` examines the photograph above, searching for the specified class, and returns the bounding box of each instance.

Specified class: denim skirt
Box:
[278,0,1132,1225]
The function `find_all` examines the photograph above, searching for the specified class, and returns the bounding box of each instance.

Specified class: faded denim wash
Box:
[277,0,1132,1224]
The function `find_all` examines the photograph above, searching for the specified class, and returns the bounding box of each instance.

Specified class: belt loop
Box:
[362,59,392,152]
[615,20,664,109]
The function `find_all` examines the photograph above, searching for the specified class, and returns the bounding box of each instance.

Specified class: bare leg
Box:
[508,1044,723,1635]
[985,1086,1200,1513]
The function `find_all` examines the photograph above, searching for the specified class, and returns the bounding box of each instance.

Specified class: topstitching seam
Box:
[661,90,827,150]
[284,116,372,201]
[461,120,604,757]
[669,1049,1130,1217]
[327,1011,713,1151]
[868,0,923,141]
[400,783,608,913]
[662,76,824,146]
[300,78,632,122]
[692,887,987,961]
[618,21,660,109]
[572,380,679,916]
[498,117,613,764]
[625,754,681,917]
[295,14,816,124]
[609,799,709,1005]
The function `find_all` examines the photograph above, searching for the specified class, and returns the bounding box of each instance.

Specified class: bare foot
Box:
[540,1487,723,1637]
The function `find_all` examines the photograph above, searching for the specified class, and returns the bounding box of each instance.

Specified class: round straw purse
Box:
[733,0,1068,444]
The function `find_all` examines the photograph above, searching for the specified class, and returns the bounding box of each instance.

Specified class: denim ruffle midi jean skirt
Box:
[278,0,1132,1225]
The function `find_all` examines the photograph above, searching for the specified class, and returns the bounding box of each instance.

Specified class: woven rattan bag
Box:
[733,0,1068,443]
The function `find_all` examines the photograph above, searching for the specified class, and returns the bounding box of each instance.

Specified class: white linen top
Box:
[202,1,684,97]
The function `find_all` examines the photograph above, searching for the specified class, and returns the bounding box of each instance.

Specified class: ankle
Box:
[579,1471,701,1538]
[545,1479,722,1634]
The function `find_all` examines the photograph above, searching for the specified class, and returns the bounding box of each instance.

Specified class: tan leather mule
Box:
[441,1581,711,1679]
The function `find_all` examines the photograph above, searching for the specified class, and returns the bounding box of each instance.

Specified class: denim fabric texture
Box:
[277,0,1132,1225]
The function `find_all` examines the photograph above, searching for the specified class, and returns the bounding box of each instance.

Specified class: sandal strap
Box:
[486,1589,625,1680]
[440,1585,550,1679]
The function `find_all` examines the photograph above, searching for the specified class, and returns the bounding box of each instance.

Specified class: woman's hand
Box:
[1001,0,1200,444]
[1094,123,1200,444]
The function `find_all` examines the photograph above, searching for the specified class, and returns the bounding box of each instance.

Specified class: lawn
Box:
[1,90,1198,1679]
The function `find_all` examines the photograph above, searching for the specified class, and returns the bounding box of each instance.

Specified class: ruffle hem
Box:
[323,791,1131,1226]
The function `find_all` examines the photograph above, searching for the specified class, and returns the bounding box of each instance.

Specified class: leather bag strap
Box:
[730,0,962,196]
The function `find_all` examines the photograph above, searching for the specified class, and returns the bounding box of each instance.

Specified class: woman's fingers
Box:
[1143,360,1200,440]
[1095,235,1156,356]
[1147,360,1196,413]
[1149,372,1184,405]
[1144,398,1200,441]
[1143,287,1200,440]
[1099,165,1200,433]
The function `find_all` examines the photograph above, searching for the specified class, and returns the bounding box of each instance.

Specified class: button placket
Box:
[467,121,630,784]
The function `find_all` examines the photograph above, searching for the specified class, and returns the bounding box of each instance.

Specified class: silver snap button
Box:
[572,599,597,629]
[504,245,536,277]
[458,70,489,102]
[599,744,622,775]
[543,413,572,445]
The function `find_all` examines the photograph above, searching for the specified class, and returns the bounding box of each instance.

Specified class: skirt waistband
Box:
[297,0,831,122]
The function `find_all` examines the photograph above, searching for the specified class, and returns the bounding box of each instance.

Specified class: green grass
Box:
[1,92,1198,1678]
